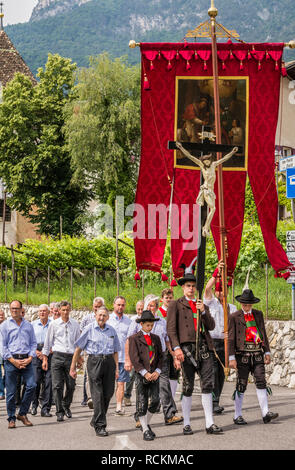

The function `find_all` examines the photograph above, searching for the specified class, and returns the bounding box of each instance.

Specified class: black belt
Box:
[89,354,113,360]
[53,351,73,357]
[12,354,28,359]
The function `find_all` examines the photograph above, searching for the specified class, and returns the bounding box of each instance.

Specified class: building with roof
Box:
[0,9,40,246]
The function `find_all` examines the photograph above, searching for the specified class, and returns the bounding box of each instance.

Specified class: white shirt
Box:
[203,296,236,339]
[42,317,81,356]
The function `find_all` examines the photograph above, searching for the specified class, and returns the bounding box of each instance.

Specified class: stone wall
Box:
[1,303,294,389]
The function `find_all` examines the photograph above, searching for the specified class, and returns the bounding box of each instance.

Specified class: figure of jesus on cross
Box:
[176,141,238,237]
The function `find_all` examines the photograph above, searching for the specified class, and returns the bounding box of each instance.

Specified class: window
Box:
[0,199,11,222]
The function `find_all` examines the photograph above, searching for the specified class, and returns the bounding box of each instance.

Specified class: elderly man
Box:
[107,296,131,415]
[0,300,37,428]
[70,306,120,437]
[42,301,80,422]
[31,304,52,417]
[0,309,6,400]
[80,297,105,407]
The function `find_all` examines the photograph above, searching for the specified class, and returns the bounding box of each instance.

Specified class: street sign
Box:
[286,168,295,198]
[286,231,295,241]
[279,155,295,172]
[287,252,295,262]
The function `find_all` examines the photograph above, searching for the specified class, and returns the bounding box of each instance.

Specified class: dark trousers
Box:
[167,351,180,381]
[212,339,225,405]
[124,368,135,399]
[32,355,52,412]
[136,372,160,417]
[87,354,116,430]
[181,342,214,397]
[51,352,75,415]
[4,361,36,422]
[236,350,266,393]
[159,351,177,420]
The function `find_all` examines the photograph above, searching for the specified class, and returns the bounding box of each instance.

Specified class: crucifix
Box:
[173,141,238,237]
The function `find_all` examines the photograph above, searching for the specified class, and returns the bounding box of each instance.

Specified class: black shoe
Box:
[206,424,223,434]
[31,407,37,416]
[143,429,154,441]
[233,416,247,425]
[148,425,156,438]
[96,427,108,437]
[41,411,52,417]
[56,413,64,422]
[183,425,194,435]
[263,411,279,424]
[64,408,72,418]
[213,405,224,415]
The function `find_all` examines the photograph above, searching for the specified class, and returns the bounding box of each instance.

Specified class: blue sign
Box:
[286,168,295,198]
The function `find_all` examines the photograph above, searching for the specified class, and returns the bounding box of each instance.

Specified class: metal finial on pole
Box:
[0,3,4,31]
[208,0,218,18]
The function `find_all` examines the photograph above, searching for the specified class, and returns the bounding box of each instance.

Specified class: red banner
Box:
[134,41,291,278]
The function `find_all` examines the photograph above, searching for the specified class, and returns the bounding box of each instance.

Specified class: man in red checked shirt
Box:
[167,269,223,436]
[229,287,279,425]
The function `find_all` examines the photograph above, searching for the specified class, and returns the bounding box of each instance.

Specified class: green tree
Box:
[64,53,141,210]
[0,54,91,236]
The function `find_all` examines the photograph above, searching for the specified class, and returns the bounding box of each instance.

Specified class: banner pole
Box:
[209,1,229,379]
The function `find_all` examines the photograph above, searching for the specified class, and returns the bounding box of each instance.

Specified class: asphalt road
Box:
[1,376,295,451]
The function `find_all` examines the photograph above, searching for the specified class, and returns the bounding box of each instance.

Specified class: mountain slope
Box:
[5,0,295,76]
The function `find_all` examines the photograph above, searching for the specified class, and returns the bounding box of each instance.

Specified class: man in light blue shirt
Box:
[31,304,52,417]
[107,296,131,415]
[0,300,37,428]
[70,306,120,437]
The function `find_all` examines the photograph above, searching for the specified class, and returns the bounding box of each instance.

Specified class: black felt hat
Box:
[136,310,160,323]
[235,289,260,304]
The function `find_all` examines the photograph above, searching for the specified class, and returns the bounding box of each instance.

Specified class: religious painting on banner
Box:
[133,42,291,281]
[175,77,248,170]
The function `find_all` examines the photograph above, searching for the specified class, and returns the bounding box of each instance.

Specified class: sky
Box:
[3,0,38,26]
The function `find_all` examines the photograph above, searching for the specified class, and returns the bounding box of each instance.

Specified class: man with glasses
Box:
[42,300,80,422]
[0,300,37,429]
[31,304,52,417]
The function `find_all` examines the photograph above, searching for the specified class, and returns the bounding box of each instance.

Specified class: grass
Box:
[0,272,293,320]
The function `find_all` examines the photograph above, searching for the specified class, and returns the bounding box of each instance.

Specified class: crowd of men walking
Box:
[0,261,279,440]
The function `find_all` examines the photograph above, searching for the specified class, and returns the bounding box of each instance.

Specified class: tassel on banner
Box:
[134,271,141,288]
[222,61,226,70]
[176,50,180,60]
[281,62,287,77]
[161,271,169,283]
[203,60,207,71]
[247,50,251,60]
[150,60,154,71]
[275,60,279,71]
[240,60,244,70]
[266,51,270,61]
[258,60,262,71]
[274,270,290,280]
[230,50,234,60]
[167,60,172,71]
[186,60,191,70]
[170,278,178,288]
[143,73,151,90]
